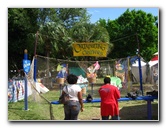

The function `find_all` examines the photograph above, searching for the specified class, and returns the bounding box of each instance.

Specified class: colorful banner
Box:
[72,42,108,57]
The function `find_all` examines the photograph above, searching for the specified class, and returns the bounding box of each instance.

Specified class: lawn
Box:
[8,82,159,121]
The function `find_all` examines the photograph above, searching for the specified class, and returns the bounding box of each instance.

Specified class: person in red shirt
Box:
[98,76,121,120]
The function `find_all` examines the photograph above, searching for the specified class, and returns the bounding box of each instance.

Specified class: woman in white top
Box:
[62,74,84,120]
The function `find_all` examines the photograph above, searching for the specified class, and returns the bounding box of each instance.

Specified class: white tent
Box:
[131,60,147,83]
[132,60,147,67]
[149,60,158,67]
[148,52,158,85]
[153,52,158,55]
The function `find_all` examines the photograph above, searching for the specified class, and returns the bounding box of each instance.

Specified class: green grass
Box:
[8,83,159,121]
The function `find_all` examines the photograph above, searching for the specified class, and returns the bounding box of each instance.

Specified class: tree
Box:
[8,8,39,77]
[70,22,111,60]
[37,22,72,58]
[98,9,158,61]
[8,8,158,79]
[8,8,90,77]
[35,8,90,59]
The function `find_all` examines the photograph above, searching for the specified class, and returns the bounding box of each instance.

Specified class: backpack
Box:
[86,94,93,102]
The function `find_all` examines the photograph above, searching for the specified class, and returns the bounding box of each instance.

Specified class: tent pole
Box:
[136,33,143,95]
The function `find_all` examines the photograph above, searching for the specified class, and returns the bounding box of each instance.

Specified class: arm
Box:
[78,91,84,112]
[61,86,66,95]
[62,90,65,95]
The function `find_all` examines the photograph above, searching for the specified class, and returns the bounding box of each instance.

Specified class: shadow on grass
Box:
[8,107,23,110]
[119,104,158,120]
[8,101,25,110]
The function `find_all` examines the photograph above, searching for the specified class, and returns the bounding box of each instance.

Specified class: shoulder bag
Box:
[59,85,70,104]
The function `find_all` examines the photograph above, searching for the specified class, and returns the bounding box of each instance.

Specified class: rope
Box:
[36,54,137,63]
[25,72,55,120]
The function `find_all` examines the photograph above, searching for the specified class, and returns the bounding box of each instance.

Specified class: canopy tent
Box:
[131,59,147,83]
[149,52,158,67]
[151,55,158,61]
[153,52,158,55]
[132,60,147,67]
[149,60,158,67]
[148,52,158,84]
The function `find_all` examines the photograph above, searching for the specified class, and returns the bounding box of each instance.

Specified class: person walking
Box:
[62,74,84,120]
[98,76,120,120]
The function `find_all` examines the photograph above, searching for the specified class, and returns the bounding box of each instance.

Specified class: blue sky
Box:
[87,7,159,23]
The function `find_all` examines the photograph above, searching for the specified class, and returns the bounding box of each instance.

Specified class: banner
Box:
[72,42,108,57]
[23,59,31,74]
